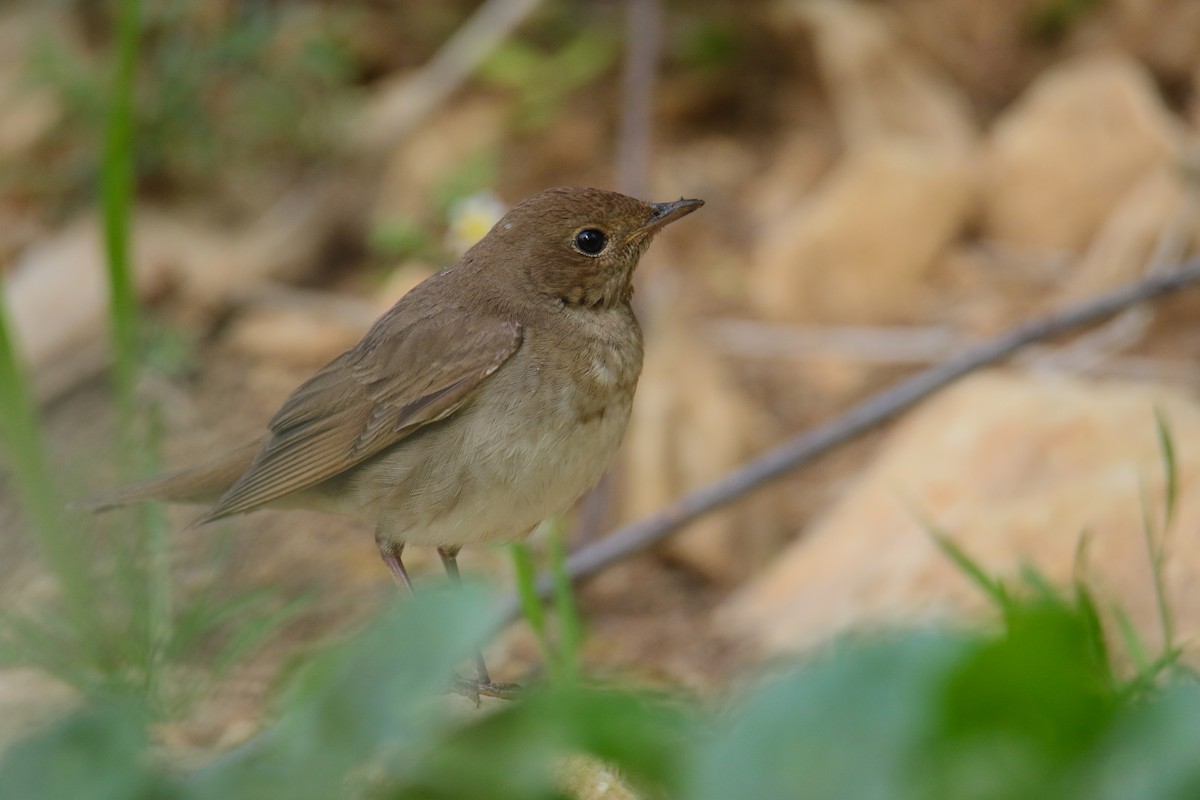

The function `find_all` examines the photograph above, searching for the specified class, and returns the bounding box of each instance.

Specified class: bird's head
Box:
[470,186,704,309]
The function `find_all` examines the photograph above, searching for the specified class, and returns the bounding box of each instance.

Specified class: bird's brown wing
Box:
[198,310,523,523]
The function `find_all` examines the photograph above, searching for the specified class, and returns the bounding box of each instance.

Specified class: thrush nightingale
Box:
[79,186,704,695]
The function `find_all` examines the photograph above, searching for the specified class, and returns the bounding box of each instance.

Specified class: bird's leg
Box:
[438,545,522,701]
[378,538,415,596]
[437,545,490,683]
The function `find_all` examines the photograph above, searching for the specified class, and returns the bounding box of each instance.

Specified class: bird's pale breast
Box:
[307,304,644,547]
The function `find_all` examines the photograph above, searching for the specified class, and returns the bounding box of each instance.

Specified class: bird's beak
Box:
[637,197,705,234]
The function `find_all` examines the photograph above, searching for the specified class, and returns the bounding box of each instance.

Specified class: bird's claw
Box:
[450,675,524,704]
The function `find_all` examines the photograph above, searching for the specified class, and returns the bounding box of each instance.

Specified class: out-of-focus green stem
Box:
[101,0,142,434]
[0,278,95,641]
[100,0,174,693]
[547,518,581,683]
[511,542,551,661]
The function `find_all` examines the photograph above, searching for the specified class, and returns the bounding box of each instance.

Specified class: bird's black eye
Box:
[573,228,608,256]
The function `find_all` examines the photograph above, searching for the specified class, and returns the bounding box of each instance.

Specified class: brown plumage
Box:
[80,188,703,677]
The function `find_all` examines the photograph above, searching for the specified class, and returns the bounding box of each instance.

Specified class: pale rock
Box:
[752,142,976,324]
[981,55,1182,254]
[3,217,173,402]
[786,0,976,151]
[146,180,360,310]
[223,303,368,368]
[623,313,786,583]
[1066,163,1200,299]
[754,0,979,324]
[5,184,354,403]
[721,372,1200,655]
[745,132,839,238]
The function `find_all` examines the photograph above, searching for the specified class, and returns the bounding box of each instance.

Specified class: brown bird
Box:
[79,186,703,696]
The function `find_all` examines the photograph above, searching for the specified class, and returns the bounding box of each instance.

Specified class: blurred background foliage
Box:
[4,568,1200,799]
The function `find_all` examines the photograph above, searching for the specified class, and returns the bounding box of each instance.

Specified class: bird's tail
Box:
[72,440,262,512]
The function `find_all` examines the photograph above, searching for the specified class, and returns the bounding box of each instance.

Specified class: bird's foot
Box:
[450,675,524,704]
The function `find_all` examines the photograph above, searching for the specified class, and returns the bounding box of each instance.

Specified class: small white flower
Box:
[445,191,507,256]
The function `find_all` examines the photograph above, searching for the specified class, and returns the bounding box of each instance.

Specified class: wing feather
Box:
[197,308,522,523]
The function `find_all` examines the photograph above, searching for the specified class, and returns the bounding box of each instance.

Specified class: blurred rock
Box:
[4,217,172,402]
[721,371,1200,656]
[373,261,439,314]
[887,0,1047,114]
[745,132,839,238]
[622,313,786,583]
[1066,162,1200,299]
[758,0,978,285]
[1103,0,1200,83]
[752,142,976,324]
[6,181,356,403]
[148,180,362,311]
[370,96,506,231]
[981,54,1182,254]
[787,0,976,151]
[223,299,368,368]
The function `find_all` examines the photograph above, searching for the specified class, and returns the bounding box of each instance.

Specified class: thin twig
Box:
[616,0,661,197]
[706,320,960,363]
[502,256,1200,615]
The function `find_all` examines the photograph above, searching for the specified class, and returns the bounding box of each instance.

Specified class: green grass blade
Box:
[1118,645,1184,701]
[1138,473,1174,659]
[510,541,552,672]
[921,520,1009,611]
[0,279,98,646]
[1113,605,1151,676]
[1135,411,1182,673]
[0,281,62,541]
[101,0,142,424]
[902,498,1009,610]
[547,516,582,684]
[1154,408,1178,531]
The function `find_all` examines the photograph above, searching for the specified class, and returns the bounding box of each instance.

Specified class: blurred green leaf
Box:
[19,1,357,211]
[0,698,172,800]
[673,18,744,71]
[189,583,500,800]
[926,598,1117,799]
[690,633,966,800]
[370,218,437,261]
[1087,681,1200,800]
[478,33,618,130]
[398,685,692,799]
[1031,0,1103,41]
